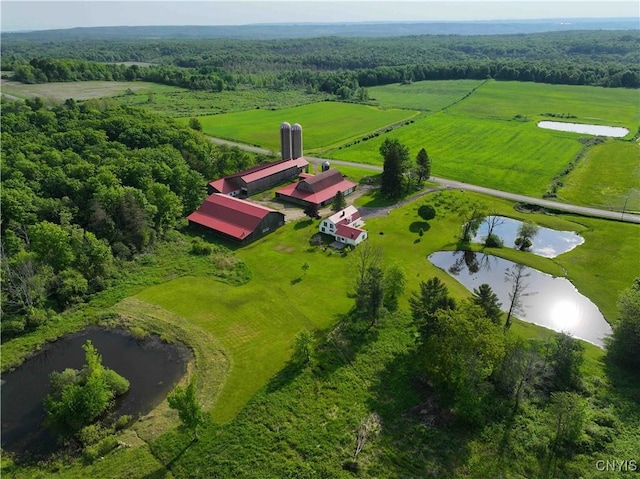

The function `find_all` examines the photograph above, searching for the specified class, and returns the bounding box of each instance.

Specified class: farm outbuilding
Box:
[208,157,309,197]
[275,168,356,208]
[187,193,285,245]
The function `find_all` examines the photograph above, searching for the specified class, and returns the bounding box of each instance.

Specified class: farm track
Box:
[207,136,640,224]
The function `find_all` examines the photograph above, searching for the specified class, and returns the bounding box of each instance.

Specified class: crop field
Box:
[328,111,584,197]
[179,102,420,152]
[557,140,640,212]
[368,79,485,111]
[448,80,640,132]
[0,80,183,101]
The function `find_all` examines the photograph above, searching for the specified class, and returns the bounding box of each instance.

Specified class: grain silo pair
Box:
[280,122,303,160]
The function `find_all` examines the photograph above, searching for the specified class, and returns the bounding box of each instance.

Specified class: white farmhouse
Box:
[319,206,368,246]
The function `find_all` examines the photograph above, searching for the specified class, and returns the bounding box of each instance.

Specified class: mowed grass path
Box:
[448,80,640,131]
[137,223,354,422]
[328,111,583,197]
[181,102,419,152]
[557,140,640,212]
[367,79,485,111]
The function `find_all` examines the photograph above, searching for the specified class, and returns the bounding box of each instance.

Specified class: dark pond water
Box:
[428,251,612,347]
[1,327,190,456]
[473,216,584,257]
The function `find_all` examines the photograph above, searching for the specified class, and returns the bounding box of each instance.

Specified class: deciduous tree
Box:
[167,377,205,441]
[504,263,532,331]
[515,221,539,251]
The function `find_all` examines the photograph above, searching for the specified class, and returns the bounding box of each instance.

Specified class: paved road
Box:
[209,136,640,224]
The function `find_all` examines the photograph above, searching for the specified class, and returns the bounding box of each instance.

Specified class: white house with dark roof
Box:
[319,206,368,246]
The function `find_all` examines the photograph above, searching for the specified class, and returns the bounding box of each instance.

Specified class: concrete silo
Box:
[280,122,292,161]
[291,123,303,159]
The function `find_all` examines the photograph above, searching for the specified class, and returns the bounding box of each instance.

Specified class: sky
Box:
[1,1,638,32]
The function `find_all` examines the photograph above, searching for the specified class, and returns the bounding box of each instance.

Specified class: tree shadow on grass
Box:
[290,277,302,285]
[409,222,430,234]
[294,219,314,230]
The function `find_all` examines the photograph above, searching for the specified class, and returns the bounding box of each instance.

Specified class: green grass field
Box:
[557,140,640,212]
[179,102,419,152]
[328,111,584,197]
[367,79,485,111]
[447,80,640,132]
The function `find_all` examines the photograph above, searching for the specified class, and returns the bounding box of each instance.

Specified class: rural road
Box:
[209,136,640,224]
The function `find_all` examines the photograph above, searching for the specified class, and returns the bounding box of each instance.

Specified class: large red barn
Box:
[187,194,285,245]
[275,169,356,208]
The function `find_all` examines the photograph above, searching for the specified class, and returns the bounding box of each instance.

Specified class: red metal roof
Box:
[276,176,356,206]
[239,157,309,184]
[336,223,366,239]
[209,178,238,194]
[187,193,279,240]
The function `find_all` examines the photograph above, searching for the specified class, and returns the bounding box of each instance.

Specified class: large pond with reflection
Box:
[537,121,629,138]
[1,327,190,456]
[473,216,584,257]
[428,251,612,347]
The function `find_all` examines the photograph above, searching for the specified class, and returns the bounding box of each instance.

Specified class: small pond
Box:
[473,216,584,257]
[428,251,612,347]
[1,327,190,456]
[537,121,629,138]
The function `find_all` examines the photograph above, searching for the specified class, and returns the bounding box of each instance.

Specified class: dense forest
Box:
[0,98,268,336]
[3,30,639,91]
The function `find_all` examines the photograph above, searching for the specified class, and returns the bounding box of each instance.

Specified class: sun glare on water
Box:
[550,300,581,330]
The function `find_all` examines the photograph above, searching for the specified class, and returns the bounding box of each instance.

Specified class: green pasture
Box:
[179,102,419,152]
[367,79,485,111]
[0,80,183,102]
[328,111,584,197]
[116,87,330,117]
[557,140,640,212]
[448,80,640,131]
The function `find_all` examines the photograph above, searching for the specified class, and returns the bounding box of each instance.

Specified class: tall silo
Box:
[291,123,303,159]
[280,122,292,160]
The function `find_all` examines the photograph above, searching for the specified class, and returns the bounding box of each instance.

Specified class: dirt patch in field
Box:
[0,80,161,101]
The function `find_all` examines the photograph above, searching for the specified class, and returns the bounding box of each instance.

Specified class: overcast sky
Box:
[1,1,638,32]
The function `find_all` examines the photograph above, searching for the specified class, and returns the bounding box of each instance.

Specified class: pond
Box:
[473,216,584,257]
[428,251,612,347]
[537,121,629,138]
[1,327,190,456]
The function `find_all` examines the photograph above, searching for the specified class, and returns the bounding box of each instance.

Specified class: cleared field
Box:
[117,87,331,117]
[136,222,355,422]
[328,111,584,197]
[368,79,485,111]
[0,80,184,101]
[180,102,420,152]
[557,140,640,212]
[449,80,640,132]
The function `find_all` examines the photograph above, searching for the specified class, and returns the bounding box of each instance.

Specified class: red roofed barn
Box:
[187,194,285,245]
[275,169,356,208]
[208,158,309,197]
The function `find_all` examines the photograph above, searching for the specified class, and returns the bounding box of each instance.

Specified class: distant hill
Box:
[3,18,638,41]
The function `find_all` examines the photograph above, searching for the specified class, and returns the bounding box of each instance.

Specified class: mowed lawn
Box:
[557,140,640,212]
[328,111,584,197]
[449,80,640,131]
[368,79,485,111]
[0,80,184,101]
[181,102,419,151]
[136,222,355,422]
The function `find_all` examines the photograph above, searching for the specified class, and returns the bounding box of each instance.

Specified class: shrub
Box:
[114,415,133,431]
[129,326,148,341]
[78,424,106,447]
[105,369,131,396]
[418,204,436,221]
[190,238,213,256]
[484,233,504,248]
[83,435,119,463]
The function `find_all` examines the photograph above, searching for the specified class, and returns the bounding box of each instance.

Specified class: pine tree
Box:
[379,138,409,200]
[472,283,503,325]
[332,190,347,211]
[415,148,431,183]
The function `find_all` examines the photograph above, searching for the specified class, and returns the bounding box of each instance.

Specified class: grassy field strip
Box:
[0,80,185,101]
[557,140,640,212]
[328,111,584,197]
[367,79,486,111]
[446,80,640,131]
[177,102,420,152]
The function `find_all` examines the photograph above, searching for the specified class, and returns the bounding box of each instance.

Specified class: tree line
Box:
[3,30,639,91]
[0,97,268,337]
